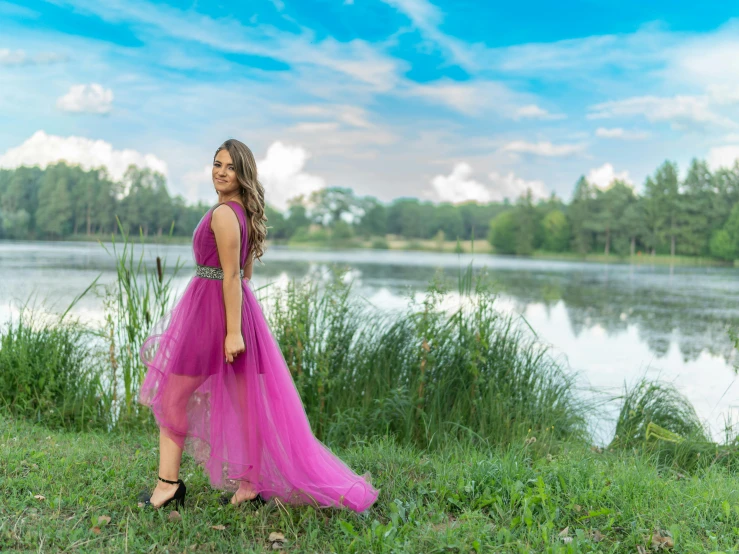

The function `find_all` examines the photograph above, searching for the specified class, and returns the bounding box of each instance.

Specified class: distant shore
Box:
[4,235,732,267]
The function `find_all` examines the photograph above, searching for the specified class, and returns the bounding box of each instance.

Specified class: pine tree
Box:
[36,165,73,238]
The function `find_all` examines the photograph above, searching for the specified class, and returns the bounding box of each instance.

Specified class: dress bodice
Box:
[192,201,249,268]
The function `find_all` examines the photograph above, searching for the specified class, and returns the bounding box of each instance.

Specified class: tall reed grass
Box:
[0,306,106,430]
[92,217,185,426]
[268,264,588,448]
[609,378,739,472]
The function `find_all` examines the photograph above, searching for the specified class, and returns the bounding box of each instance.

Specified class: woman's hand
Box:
[225,332,245,363]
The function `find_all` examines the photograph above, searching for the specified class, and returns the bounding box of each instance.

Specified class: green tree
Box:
[541,209,570,252]
[284,196,311,239]
[644,161,681,256]
[679,159,713,256]
[622,200,647,256]
[568,176,594,254]
[514,190,537,255]
[588,180,635,255]
[433,203,464,242]
[488,210,517,254]
[709,230,736,261]
[355,196,387,238]
[36,164,73,237]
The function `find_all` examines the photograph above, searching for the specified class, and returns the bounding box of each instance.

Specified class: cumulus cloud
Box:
[258,141,326,211]
[588,95,736,130]
[431,163,491,203]
[586,163,633,189]
[0,48,67,65]
[595,127,650,140]
[707,145,739,171]
[488,170,548,201]
[513,104,566,121]
[0,130,168,180]
[501,140,585,157]
[431,162,547,203]
[57,83,113,114]
[668,24,739,88]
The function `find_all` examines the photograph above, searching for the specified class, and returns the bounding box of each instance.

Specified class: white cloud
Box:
[707,85,739,106]
[0,130,168,180]
[595,127,650,140]
[501,140,585,157]
[588,95,736,130]
[56,83,113,114]
[514,104,566,121]
[405,79,539,117]
[668,23,739,88]
[431,163,491,203]
[0,48,67,65]
[281,103,397,154]
[707,145,739,171]
[258,141,326,211]
[586,163,633,189]
[407,80,487,115]
[488,170,548,201]
[282,104,374,129]
[430,162,548,203]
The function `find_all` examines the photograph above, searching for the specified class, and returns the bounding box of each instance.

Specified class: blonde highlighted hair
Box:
[214,139,268,264]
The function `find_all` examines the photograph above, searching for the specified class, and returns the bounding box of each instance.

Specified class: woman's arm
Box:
[211,204,244,362]
[243,254,254,281]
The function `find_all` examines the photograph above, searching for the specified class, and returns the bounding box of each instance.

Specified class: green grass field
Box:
[2,416,739,553]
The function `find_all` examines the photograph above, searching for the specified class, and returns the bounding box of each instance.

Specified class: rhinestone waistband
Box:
[195,264,244,280]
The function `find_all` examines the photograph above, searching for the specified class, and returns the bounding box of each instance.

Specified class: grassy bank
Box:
[277,238,730,267]
[3,416,739,553]
[5,234,732,267]
[530,251,727,267]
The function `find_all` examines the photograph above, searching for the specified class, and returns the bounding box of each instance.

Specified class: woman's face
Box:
[212,149,239,195]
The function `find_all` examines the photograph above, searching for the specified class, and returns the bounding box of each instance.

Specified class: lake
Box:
[1,239,738,442]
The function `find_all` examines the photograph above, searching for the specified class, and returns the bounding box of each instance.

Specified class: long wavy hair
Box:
[214,139,268,264]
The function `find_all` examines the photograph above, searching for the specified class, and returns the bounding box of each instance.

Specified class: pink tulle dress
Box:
[138,201,379,512]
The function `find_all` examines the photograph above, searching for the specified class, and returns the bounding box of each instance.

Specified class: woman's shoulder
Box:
[210,202,245,234]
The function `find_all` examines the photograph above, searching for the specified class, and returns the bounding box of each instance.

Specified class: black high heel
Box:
[219,490,266,506]
[141,476,187,509]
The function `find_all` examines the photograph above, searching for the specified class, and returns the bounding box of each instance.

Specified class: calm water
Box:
[1,239,738,441]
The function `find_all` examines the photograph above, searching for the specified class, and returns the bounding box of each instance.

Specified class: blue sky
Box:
[1,0,739,210]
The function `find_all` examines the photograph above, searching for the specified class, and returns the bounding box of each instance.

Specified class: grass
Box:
[3,415,739,553]
[0,305,107,431]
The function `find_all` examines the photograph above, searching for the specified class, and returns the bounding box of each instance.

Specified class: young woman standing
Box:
[138,139,378,512]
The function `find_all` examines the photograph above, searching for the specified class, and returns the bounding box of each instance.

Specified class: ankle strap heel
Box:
[158,475,181,485]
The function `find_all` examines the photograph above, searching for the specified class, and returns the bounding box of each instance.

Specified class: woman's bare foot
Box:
[230,481,259,505]
[149,480,179,508]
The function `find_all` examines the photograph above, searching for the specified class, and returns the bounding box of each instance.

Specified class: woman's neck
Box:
[217,192,243,206]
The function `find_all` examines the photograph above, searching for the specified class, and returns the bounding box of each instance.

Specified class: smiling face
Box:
[212,148,240,196]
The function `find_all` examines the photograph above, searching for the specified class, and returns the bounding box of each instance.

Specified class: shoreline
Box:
[3,235,731,268]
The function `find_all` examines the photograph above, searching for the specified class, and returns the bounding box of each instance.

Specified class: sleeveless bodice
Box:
[192,201,249,268]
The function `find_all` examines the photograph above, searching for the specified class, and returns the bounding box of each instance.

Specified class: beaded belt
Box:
[195,264,244,280]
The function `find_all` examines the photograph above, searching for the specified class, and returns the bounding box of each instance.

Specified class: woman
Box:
[138,139,379,512]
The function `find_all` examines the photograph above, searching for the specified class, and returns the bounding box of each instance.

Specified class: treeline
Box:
[489,160,739,260]
[3,159,739,261]
[0,163,210,239]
